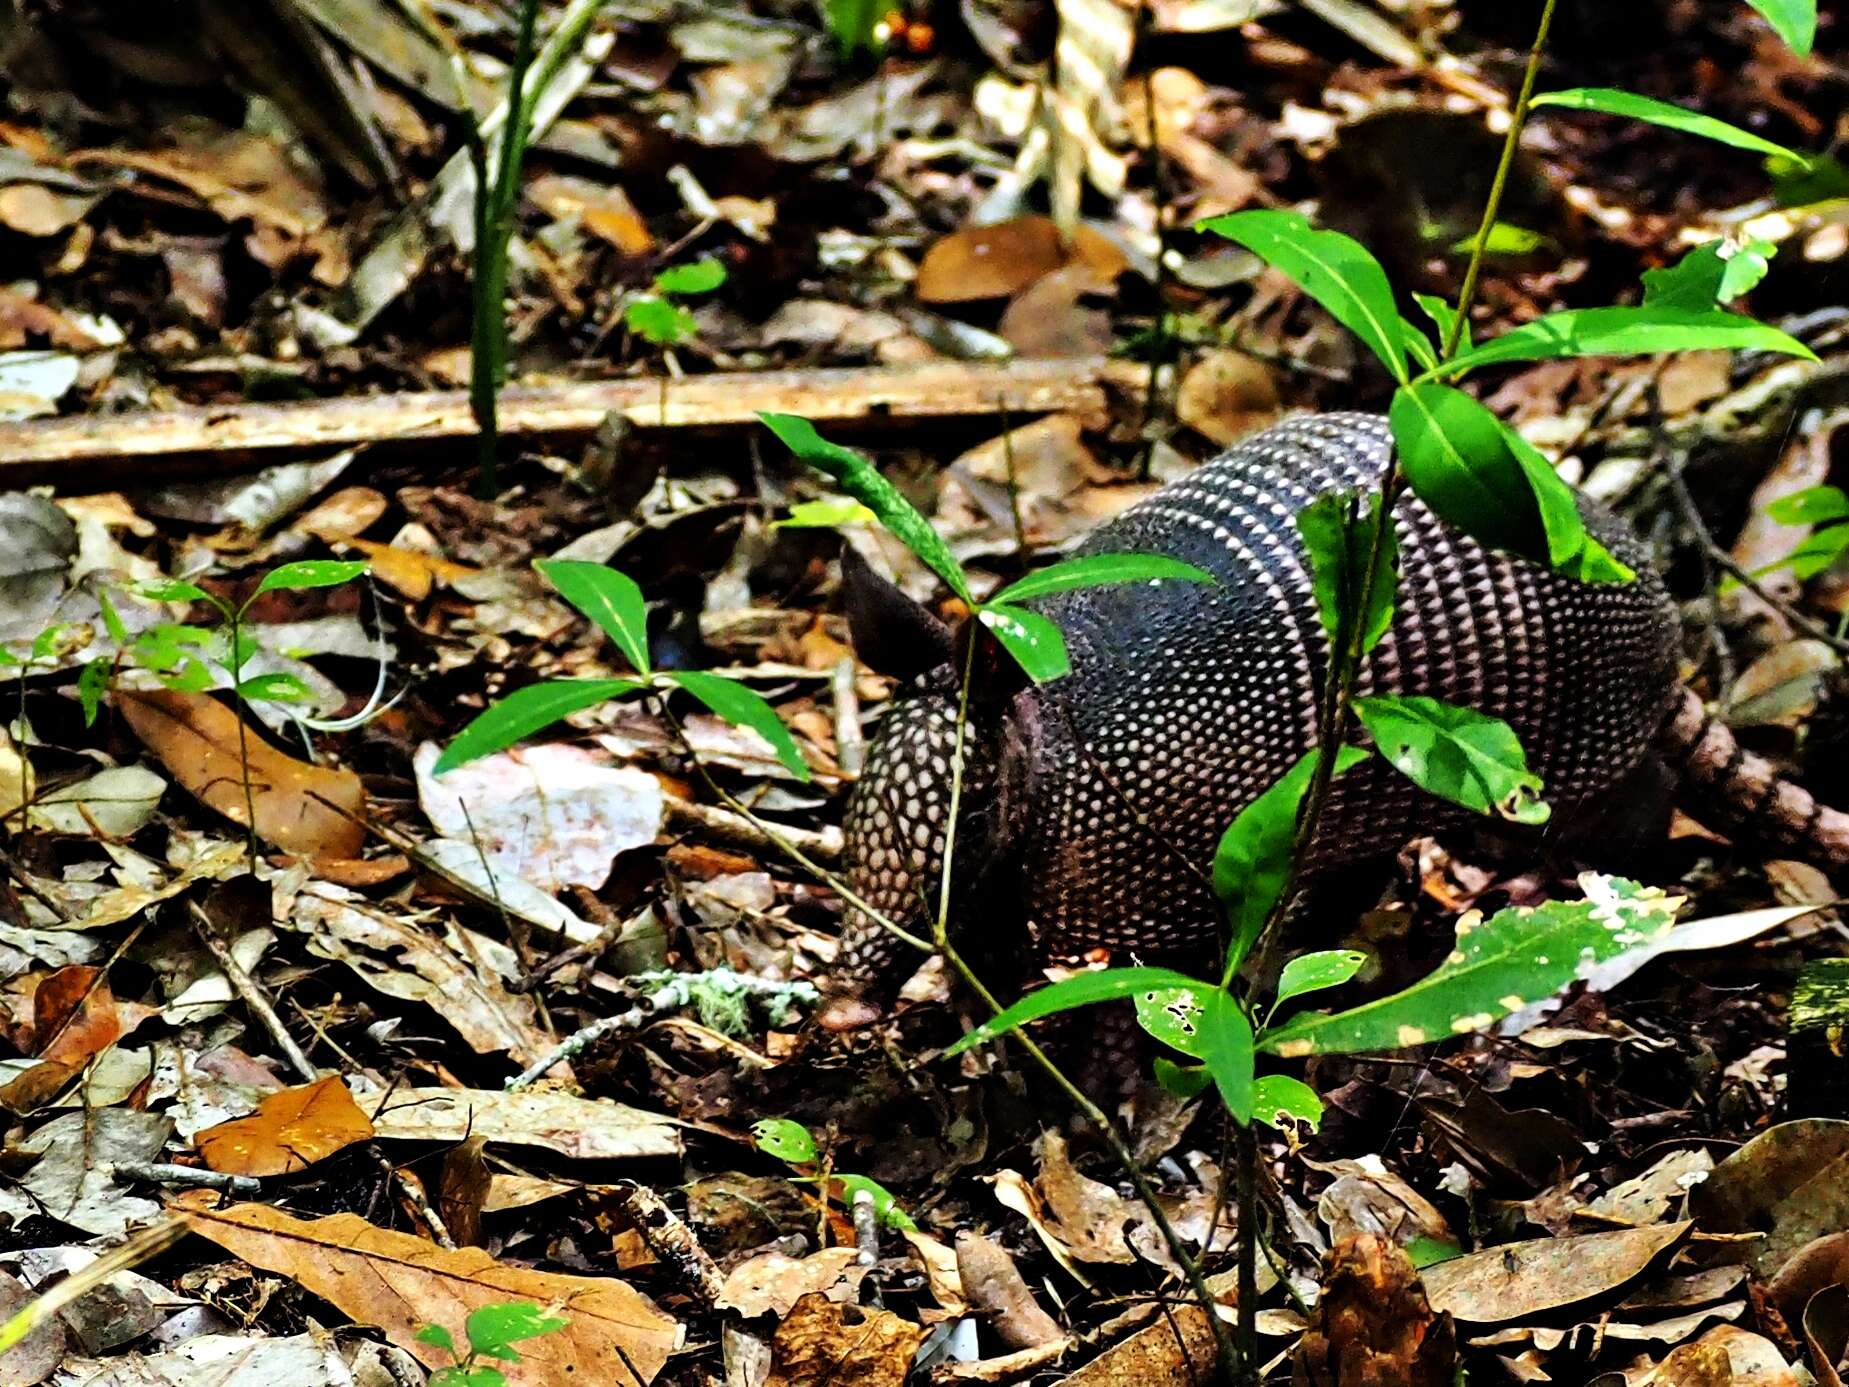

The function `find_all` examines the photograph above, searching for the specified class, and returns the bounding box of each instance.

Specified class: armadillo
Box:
[822,412,1849,1025]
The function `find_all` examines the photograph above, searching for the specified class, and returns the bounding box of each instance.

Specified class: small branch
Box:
[851,1187,881,1267]
[831,657,865,778]
[109,1161,262,1197]
[187,901,317,1083]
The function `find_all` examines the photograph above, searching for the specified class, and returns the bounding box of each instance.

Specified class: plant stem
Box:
[229,607,259,873]
[1443,0,1561,362]
[933,641,1245,1383]
[471,0,543,498]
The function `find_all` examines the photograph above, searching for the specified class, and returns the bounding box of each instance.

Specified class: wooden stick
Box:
[0,359,1133,490]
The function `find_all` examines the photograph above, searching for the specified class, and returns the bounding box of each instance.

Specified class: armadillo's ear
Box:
[840,542,955,680]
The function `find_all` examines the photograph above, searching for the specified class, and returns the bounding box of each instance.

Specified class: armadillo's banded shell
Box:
[1014,412,1679,958]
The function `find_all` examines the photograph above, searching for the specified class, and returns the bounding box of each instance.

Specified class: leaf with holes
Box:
[1251,1075,1322,1131]
[1199,210,1408,383]
[1214,746,1370,971]
[1532,88,1812,164]
[432,679,642,774]
[535,560,651,675]
[761,413,972,603]
[1275,950,1367,1008]
[752,1118,817,1165]
[978,603,1069,683]
[1354,693,1548,824]
[943,966,1205,1057]
[1261,875,1684,1057]
[1135,985,1209,1057]
[666,670,810,781]
[1297,489,1398,658]
[989,553,1215,605]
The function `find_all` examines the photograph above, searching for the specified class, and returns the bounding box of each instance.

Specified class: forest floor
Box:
[0,0,1847,1382]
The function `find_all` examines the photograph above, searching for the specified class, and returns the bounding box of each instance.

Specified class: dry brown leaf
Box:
[1421,1223,1692,1324]
[915,216,1126,303]
[715,1247,866,1318]
[339,536,479,601]
[438,1135,491,1249]
[1293,1234,1456,1386]
[118,688,365,858]
[529,172,655,254]
[71,127,328,236]
[367,1087,680,1161]
[33,964,122,1066]
[195,1075,375,1177]
[1175,350,1283,447]
[765,1292,922,1387]
[178,1196,679,1385]
[296,486,389,542]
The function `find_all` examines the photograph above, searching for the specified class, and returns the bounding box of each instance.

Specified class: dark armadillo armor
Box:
[831,412,1834,1014]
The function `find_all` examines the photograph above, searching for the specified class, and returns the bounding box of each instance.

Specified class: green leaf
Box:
[1353,693,1548,824]
[432,1369,503,1387]
[1260,874,1685,1057]
[238,673,314,704]
[752,1118,817,1165]
[831,1174,917,1231]
[77,656,111,726]
[1214,746,1370,971]
[1758,523,1849,581]
[988,553,1215,605]
[254,559,369,597]
[136,578,213,606]
[624,296,695,345]
[160,659,214,693]
[28,622,71,662]
[134,624,215,673]
[1197,209,1408,383]
[824,0,886,56]
[1400,317,1439,374]
[1769,151,1849,206]
[1531,88,1812,165]
[432,679,642,774]
[97,587,128,645]
[666,670,810,781]
[1767,485,1849,527]
[774,498,878,529]
[534,560,651,675]
[1441,305,1814,375]
[1152,1057,1211,1100]
[1250,1074,1322,1132]
[1199,991,1255,1123]
[1275,950,1367,1007]
[1449,222,1557,258]
[943,966,1206,1057]
[1390,382,1632,583]
[1135,985,1209,1057]
[1744,0,1815,54]
[415,1324,457,1353]
[977,603,1069,684]
[1405,1236,1463,1269]
[1642,241,1776,311]
[760,413,973,603]
[1413,293,1469,354]
[653,258,727,296]
[1296,490,1397,659]
[464,1303,567,1355]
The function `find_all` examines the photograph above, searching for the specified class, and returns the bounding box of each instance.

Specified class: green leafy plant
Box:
[624,258,728,348]
[130,559,370,859]
[760,412,1216,683]
[418,1301,567,1386]
[751,1118,916,1232]
[1735,485,1849,587]
[434,559,809,779]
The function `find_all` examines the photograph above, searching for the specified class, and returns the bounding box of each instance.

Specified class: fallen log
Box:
[0,358,1135,492]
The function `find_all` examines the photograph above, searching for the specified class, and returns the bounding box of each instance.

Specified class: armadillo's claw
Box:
[816,994,884,1032]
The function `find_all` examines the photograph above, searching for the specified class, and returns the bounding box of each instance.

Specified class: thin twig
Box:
[187,900,317,1082]
[109,1162,262,1196]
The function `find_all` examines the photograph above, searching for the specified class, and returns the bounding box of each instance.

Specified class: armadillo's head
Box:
[821,690,961,1029]
[818,545,1018,1030]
